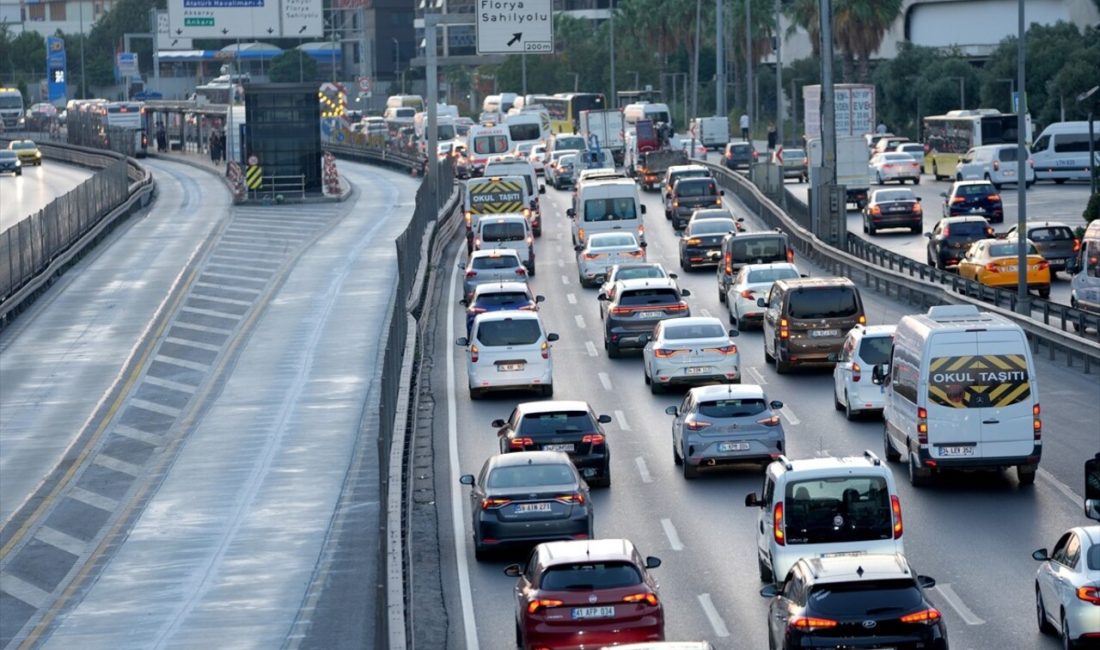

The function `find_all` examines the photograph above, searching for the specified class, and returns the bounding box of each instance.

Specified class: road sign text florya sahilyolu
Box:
[479,0,550,23]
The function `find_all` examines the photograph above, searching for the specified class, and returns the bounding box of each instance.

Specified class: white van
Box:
[874,304,1041,487]
[954,144,1035,188]
[688,116,730,150]
[474,214,535,274]
[1069,220,1100,316]
[1030,121,1099,183]
[505,110,550,148]
[466,124,514,176]
[568,178,646,247]
[623,102,673,130]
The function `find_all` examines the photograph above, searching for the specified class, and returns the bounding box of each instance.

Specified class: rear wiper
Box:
[564,584,595,591]
[865,606,904,615]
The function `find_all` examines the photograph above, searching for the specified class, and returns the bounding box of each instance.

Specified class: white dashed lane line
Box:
[635,456,653,483]
[561,274,569,285]
[661,518,684,551]
[575,314,586,329]
[585,341,598,357]
[598,372,612,391]
[780,405,801,426]
[745,366,768,385]
[614,409,631,430]
[700,308,712,318]
[566,293,577,305]
[697,593,731,637]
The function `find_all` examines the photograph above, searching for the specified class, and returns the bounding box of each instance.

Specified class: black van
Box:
[715,230,795,303]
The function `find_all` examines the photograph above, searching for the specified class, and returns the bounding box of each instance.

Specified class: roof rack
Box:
[862,449,881,466]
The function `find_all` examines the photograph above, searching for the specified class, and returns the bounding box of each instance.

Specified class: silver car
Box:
[641,317,740,394]
[1033,525,1100,648]
[575,232,647,288]
[461,249,528,300]
[665,384,785,479]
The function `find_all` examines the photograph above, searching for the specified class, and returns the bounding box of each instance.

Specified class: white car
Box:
[574,232,647,288]
[725,262,800,329]
[673,137,709,159]
[473,214,535,274]
[1033,525,1100,649]
[954,143,1035,189]
[529,143,547,174]
[455,310,558,400]
[892,142,926,165]
[598,263,676,303]
[832,324,896,420]
[461,249,528,300]
[870,152,921,184]
[642,317,740,393]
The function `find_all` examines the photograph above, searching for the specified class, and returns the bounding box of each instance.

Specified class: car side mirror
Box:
[728,329,740,338]
[535,295,545,303]
[455,337,469,346]
[770,400,783,410]
[719,190,725,196]
[737,217,745,222]
[597,292,609,301]
[503,564,522,577]
[668,273,678,279]
[664,406,678,416]
[1032,548,1050,562]
[923,232,933,239]
[597,414,613,424]
[457,262,466,269]
[539,185,546,194]
[645,556,662,569]
[459,298,468,306]
[745,492,762,508]
[491,418,506,428]
[871,363,890,385]
[567,208,575,217]
[679,288,690,296]
[459,474,475,486]
[574,244,584,252]
[759,584,779,598]
[547,333,560,342]
[756,297,767,308]
[917,575,937,589]
[640,205,647,214]
[916,196,922,202]
[640,242,648,249]
[939,192,948,198]
[800,273,809,278]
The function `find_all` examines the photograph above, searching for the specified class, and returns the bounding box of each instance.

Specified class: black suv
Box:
[941,180,1004,222]
[668,178,724,229]
[925,216,995,270]
[679,217,738,270]
[723,142,758,170]
[599,278,691,358]
[760,554,948,650]
[716,230,794,303]
[493,400,613,487]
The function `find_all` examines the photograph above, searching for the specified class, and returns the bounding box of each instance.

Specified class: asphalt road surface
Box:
[0,160,95,233]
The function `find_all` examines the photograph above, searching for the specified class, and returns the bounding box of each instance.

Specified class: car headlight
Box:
[14,160,20,167]
[34,151,41,157]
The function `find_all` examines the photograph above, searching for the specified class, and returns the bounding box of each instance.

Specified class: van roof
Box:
[1085,221,1100,239]
[901,304,1023,333]
[1037,120,1100,135]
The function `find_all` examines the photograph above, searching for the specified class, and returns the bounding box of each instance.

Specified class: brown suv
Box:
[759,278,866,373]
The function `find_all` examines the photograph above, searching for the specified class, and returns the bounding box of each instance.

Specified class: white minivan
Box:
[455,311,558,400]
[568,178,646,247]
[474,214,535,274]
[1069,220,1100,317]
[954,144,1035,188]
[873,304,1041,487]
[1030,120,1099,183]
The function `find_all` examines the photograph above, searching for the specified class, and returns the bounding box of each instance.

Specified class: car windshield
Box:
[784,476,892,544]
[0,151,15,159]
[471,255,519,270]
[555,137,585,150]
[670,171,709,185]
[809,580,923,616]
[857,336,893,365]
[486,463,575,489]
[590,234,637,249]
[614,266,665,281]
[697,398,766,417]
[882,153,910,162]
[746,267,799,284]
[509,123,541,141]
[559,155,576,168]
[584,198,638,222]
[663,323,726,340]
[692,210,732,220]
[474,291,529,308]
[620,289,679,306]
[899,144,923,153]
[481,222,527,242]
[518,411,595,435]
[988,242,1038,257]
[730,237,784,260]
[539,562,643,590]
[12,142,35,150]
[689,220,736,235]
[676,180,717,197]
[475,318,541,346]
[788,287,860,319]
[875,190,915,202]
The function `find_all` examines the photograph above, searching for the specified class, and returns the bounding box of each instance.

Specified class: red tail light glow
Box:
[786,248,795,263]
[1076,586,1100,605]
[779,318,789,339]
[706,345,738,355]
[515,267,528,276]
[869,206,882,216]
[791,616,837,630]
[622,593,659,606]
[1036,260,1050,271]
[470,344,479,363]
[582,433,605,445]
[687,238,703,245]
[891,495,903,539]
[555,493,585,505]
[900,608,942,624]
[527,599,563,614]
[685,420,712,431]
[725,253,733,274]
[851,362,862,383]
[655,348,686,358]
[774,502,785,545]
[667,302,689,313]
[740,289,755,300]
[950,197,966,204]
[481,497,512,510]
[465,270,478,278]
[1033,403,1041,439]
[1073,239,1081,253]
[917,407,928,443]
[757,415,781,426]
[541,341,550,359]
[988,194,1001,202]
[993,160,1000,171]
[509,437,534,449]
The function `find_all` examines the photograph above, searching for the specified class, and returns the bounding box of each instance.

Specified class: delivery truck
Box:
[807,135,871,209]
[579,108,626,165]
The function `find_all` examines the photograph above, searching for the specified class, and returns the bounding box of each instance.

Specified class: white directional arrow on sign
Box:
[476,0,554,55]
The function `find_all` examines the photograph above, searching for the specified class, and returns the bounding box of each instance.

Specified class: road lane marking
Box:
[68,486,119,512]
[446,246,481,650]
[780,406,801,426]
[163,336,223,353]
[598,372,612,391]
[745,366,768,385]
[561,274,569,285]
[114,424,165,447]
[932,583,986,626]
[615,410,631,430]
[93,455,143,477]
[700,308,712,318]
[697,593,731,637]
[585,341,598,357]
[142,375,199,394]
[129,398,183,418]
[566,293,577,305]
[557,258,565,267]
[1038,468,1083,504]
[661,518,684,551]
[0,574,50,608]
[575,314,586,329]
[634,457,652,483]
[35,525,88,556]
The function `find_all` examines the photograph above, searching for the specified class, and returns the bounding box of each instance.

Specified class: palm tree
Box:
[833,0,904,82]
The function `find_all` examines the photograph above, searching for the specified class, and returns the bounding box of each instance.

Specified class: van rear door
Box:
[925,332,981,459]
[975,331,1035,459]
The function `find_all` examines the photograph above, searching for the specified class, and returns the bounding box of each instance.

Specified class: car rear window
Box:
[875,190,915,202]
[619,288,680,305]
[1028,226,1074,241]
[475,318,542,346]
[670,170,709,186]
[697,398,766,418]
[689,220,736,235]
[590,234,637,248]
[746,267,799,284]
[474,291,528,308]
[472,255,519,270]
[481,221,527,241]
[882,153,911,162]
[787,287,860,319]
[487,463,575,489]
[663,323,726,340]
[676,180,718,197]
[944,221,989,238]
[784,476,892,544]
[584,198,638,222]
[691,209,733,220]
[730,237,785,261]
[539,562,642,590]
[957,184,995,196]
[614,267,665,281]
[988,242,1038,257]
[809,580,923,616]
[857,336,893,365]
[518,411,595,436]
[995,147,1020,162]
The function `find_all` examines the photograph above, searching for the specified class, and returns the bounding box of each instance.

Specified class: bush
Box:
[1085,191,1100,224]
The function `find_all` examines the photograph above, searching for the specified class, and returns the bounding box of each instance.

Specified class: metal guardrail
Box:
[703,161,1100,373]
[249,174,306,200]
[325,141,422,173]
[0,137,156,326]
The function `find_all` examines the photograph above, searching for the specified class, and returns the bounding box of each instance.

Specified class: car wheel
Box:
[911,224,922,234]
[1062,612,1075,650]
[908,451,931,487]
[515,619,524,648]
[914,176,921,185]
[718,287,727,303]
[933,163,940,180]
[528,264,536,277]
[876,172,884,185]
[533,226,541,237]
[834,387,844,411]
[868,222,877,236]
[1036,584,1055,634]
[541,384,553,397]
[650,378,665,395]
[1039,286,1051,299]
[607,340,621,359]
[643,365,651,384]
[774,343,790,374]
[1072,299,1083,332]
[474,535,489,562]
[764,341,774,363]
[758,555,774,583]
[1017,464,1037,486]
[469,387,483,400]
[673,441,683,466]
[680,255,691,271]
[1026,180,1034,189]
[682,455,699,480]
[862,218,869,234]
[844,392,858,420]
[883,424,901,462]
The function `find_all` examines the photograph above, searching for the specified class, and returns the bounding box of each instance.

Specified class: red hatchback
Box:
[505,538,665,650]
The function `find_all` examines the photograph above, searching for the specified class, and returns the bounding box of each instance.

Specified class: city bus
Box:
[529,93,605,134]
[922,109,1030,180]
[105,102,148,156]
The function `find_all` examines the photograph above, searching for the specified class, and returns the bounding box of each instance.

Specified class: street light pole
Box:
[1077,85,1098,196]
[745,0,753,131]
[609,0,616,109]
[691,0,701,122]
[79,2,86,98]
[1015,0,1029,315]
[715,0,725,117]
[774,0,783,149]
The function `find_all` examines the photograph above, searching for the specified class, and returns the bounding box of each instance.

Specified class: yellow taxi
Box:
[957,237,1051,298]
[8,140,42,166]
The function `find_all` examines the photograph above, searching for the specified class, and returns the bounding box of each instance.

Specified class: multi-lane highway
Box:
[432,168,1097,649]
[0,160,95,233]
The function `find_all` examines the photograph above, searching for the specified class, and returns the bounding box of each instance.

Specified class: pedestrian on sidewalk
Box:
[767,123,777,151]
[740,113,750,141]
[156,123,167,153]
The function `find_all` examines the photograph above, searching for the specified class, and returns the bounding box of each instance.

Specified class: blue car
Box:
[461,281,544,335]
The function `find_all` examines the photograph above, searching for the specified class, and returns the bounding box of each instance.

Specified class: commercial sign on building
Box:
[166,0,320,39]
[476,0,554,55]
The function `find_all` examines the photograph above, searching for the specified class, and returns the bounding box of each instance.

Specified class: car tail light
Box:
[667,302,689,313]
[917,407,928,444]
[655,348,686,358]
[520,303,538,311]
[900,608,942,624]
[779,318,789,339]
[687,238,703,245]
[884,163,895,169]
[541,341,550,359]
[950,197,966,204]
[757,415,781,426]
[638,224,645,236]
[988,194,1001,202]
[465,270,478,278]
[526,236,534,245]
[740,289,755,300]
[993,160,1000,171]
[481,497,512,510]
[715,198,722,206]
[1036,260,1049,271]
[510,437,534,449]
[1028,158,1034,168]
[555,493,585,505]
[790,616,837,631]
[725,152,732,159]
[869,205,882,216]
[685,420,712,431]
[858,314,866,325]
[706,345,738,355]
[774,502,785,546]
[672,200,679,208]
[752,150,759,160]
[914,203,923,213]
[578,227,585,241]
[851,362,862,383]
[725,253,733,275]
[515,267,528,276]
[627,249,645,257]
[465,211,472,225]
[1073,239,1081,253]
[1076,586,1100,605]
[470,344,479,363]
[1033,403,1041,439]
[473,239,482,248]
[470,307,487,315]
[582,433,605,445]
[891,495,903,539]
[527,599,563,614]
[787,248,795,263]
[985,262,1001,273]
[941,226,951,236]
[623,593,659,606]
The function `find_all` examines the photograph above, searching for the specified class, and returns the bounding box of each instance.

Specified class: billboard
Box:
[46,36,67,105]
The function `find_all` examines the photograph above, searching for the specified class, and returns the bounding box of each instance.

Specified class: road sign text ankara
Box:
[476,0,553,55]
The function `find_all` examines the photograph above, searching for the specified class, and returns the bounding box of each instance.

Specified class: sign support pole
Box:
[426,14,439,211]
[1015,0,1030,316]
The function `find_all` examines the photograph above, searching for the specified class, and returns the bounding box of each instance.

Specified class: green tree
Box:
[83,0,163,87]
[833,0,903,83]
[268,50,318,83]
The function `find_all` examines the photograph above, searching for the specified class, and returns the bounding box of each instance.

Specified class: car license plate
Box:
[1002,265,1018,272]
[811,329,839,337]
[638,311,663,318]
[498,363,525,372]
[515,502,552,513]
[572,606,616,620]
[707,250,721,259]
[543,443,575,452]
[938,445,975,457]
[718,442,750,452]
[686,366,709,375]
